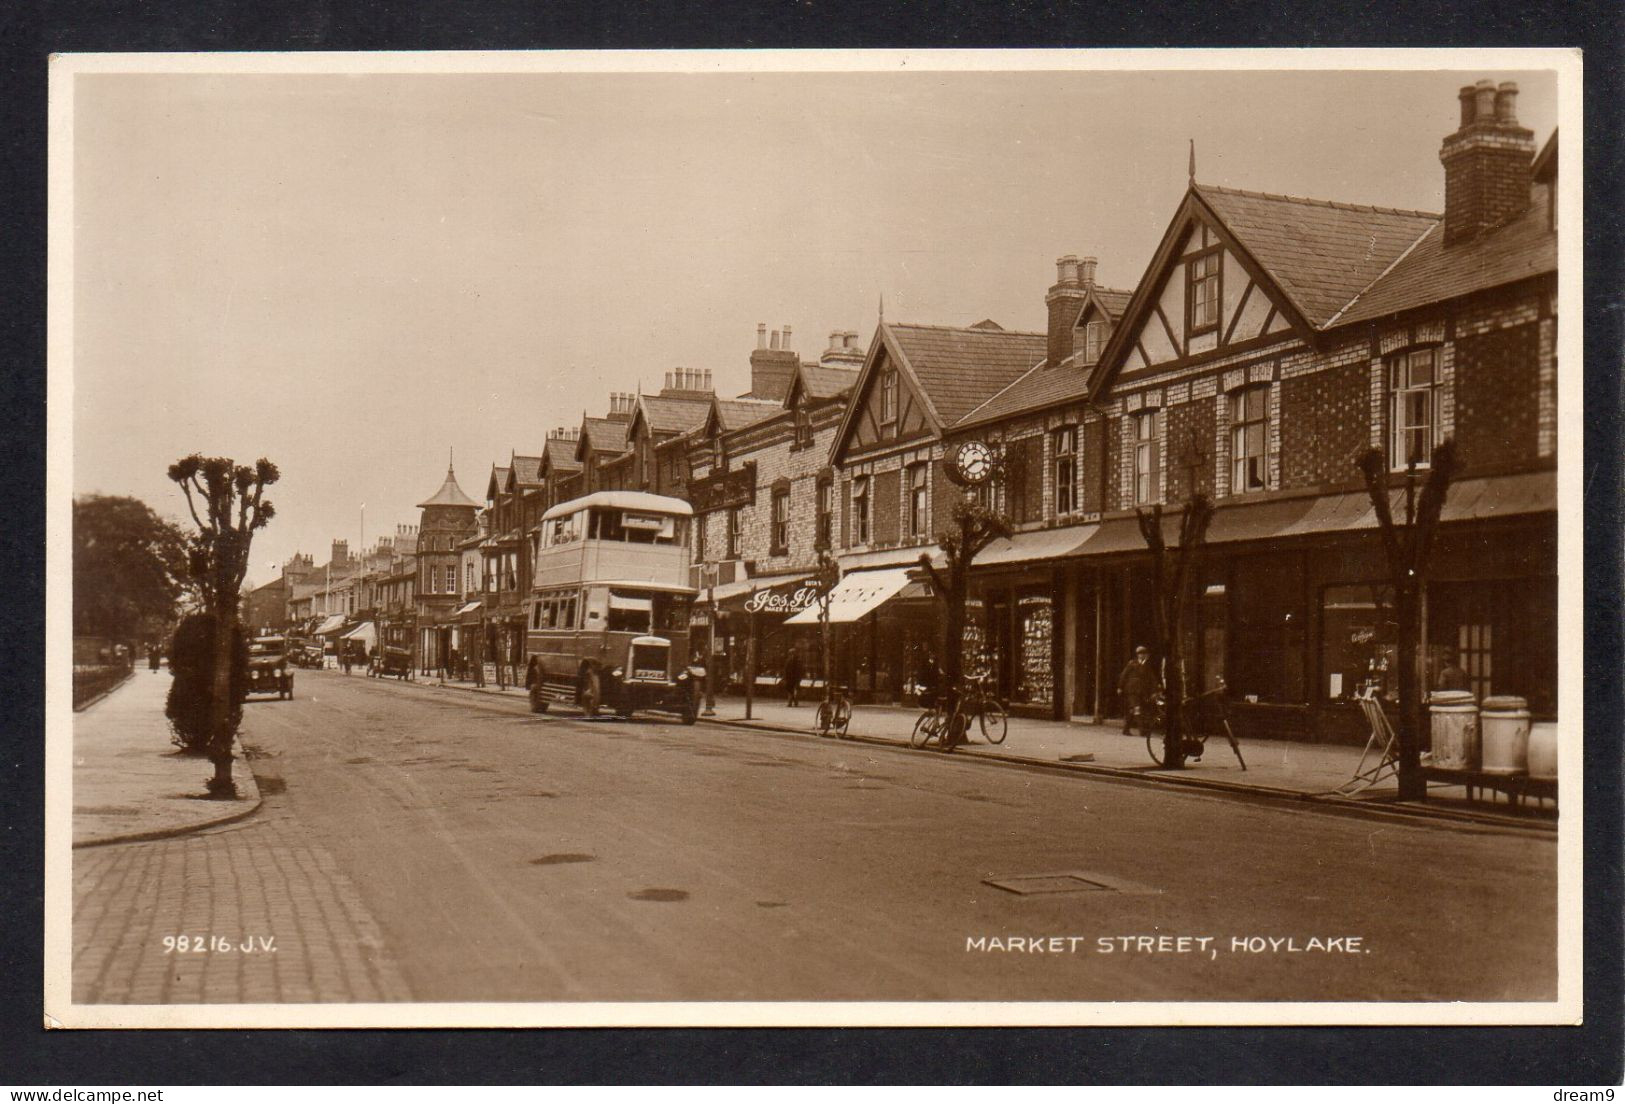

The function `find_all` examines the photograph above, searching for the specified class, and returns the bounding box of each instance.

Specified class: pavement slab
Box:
[73,667,262,848]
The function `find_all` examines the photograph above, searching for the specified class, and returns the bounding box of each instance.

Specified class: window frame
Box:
[1053,425,1078,515]
[852,475,871,545]
[1082,320,1105,364]
[1228,385,1270,495]
[815,477,833,550]
[907,463,929,537]
[727,505,743,559]
[1186,246,1223,337]
[1132,409,1162,506]
[771,487,791,555]
[712,434,727,474]
[879,370,898,425]
[1387,346,1439,472]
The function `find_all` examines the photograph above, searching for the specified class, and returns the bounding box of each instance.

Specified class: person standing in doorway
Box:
[782,648,804,708]
[1118,645,1161,736]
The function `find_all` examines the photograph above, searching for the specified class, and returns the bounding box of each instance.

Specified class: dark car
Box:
[245,635,294,701]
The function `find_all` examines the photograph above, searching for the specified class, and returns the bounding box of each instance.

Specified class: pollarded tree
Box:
[1136,493,1215,769]
[167,455,279,797]
[918,498,1013,745]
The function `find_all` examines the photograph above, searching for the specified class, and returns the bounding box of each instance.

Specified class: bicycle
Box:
[816,683,853,739]
[910,675,1007,751]
[1144,678,1247,769]
[960,671,1008,745]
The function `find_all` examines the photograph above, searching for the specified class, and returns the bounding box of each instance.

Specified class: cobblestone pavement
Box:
[73,791,412,1004]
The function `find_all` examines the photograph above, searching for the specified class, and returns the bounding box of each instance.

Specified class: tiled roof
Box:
[1195,183,1439,327]
[955,362,1089,430]
[509,455,543,486]
[715,398,780,432]
[543,438,581,473]
[416,466,479,509]
[796,363,860,401]
[885,322,1047,427]
[637,394,712,435]
[1092,288,1133,317]
[581,417,628,454]
[486,465,510,499]
[1332,183,1556,326]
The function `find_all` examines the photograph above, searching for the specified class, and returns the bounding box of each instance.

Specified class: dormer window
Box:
[1082,320,1106,364]
[794,404,814,447]
[880,370,898,424]
[712,434,727,473]
[1187,248,1222,335]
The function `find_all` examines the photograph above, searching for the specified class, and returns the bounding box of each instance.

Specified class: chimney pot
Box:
[703,369,712,390]
[770,330,780,351]
[782,324,793,350]
[1079,256,1098,286]
[664,371,673,391]
[1458,85,1477,128]
[1495,81,1519,124]
[1474,79,1497,123]
[756,323,767,350]
[1056,254,1080,286]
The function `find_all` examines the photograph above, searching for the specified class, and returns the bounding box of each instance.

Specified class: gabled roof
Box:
[1193,183,1439,328]
[542,437,582,475]
[576,417,628,461]
[507,454,544,489]
[633,394,713,436]
[417,465,479,509]
[884,322,1047,427]
[484,465,511,502]
[785,362,860,408]
[710,397,780,435]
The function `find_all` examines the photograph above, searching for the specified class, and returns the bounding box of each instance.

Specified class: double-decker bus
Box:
[524,491,702,722]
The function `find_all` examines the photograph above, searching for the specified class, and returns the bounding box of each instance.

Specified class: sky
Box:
[68,62,1558,588]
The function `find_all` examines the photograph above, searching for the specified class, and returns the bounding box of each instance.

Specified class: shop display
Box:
[1015,596,1053,705]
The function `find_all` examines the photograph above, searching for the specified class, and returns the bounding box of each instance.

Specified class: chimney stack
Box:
[332,539,349,566]
[1045,252,1090,369]
[1440,77,1534,246]
[748,322,799,401]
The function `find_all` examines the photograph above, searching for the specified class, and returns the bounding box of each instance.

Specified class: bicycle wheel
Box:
[834,698,853,738]
[1146,725,1166,766]
[938,710,967,752]
[978,701,1008,745]
[910,708,940,749]
[816,701,836,737]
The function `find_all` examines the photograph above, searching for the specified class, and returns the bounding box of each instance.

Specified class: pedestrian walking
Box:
[148,645,162,673]
[341,645,353,676]
[782,649,804,707]
[1117,645,1161,736]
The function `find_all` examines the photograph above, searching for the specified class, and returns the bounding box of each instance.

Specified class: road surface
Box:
[74,669,1558,1004]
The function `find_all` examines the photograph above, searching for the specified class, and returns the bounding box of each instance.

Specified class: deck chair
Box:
[1325,685,1400,796]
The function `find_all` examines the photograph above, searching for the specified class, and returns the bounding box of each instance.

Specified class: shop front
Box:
[696,572,818,694]
[783,565,937,705]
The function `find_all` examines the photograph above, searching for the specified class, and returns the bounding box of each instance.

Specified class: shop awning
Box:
[313,614,348,636]
[454,601,482,616]
[974,522,1100,568]
[783,567,913,625]
[836,545,938,573]
[340,622,377,649]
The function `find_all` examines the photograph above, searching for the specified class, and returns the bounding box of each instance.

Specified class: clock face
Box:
[956,441,993,484]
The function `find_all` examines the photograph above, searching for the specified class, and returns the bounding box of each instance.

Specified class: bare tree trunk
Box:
[205,613,237,797]
[1394,584,1425,800]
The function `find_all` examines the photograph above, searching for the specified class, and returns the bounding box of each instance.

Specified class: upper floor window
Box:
[727,506,743,559]
[1229,386,1269,494]
[794,406,814,447]
[908,463,929,537]
[466,562,476,594]
[640,443,652,488]
[1187,249,1221,335]
[771,488,791,555]
[712,435,727,473]
[1388,347,1438,470]
[694,511,707,561]
[444,564,456,594]
[1133,411,1162,505]
[852,476,871,544]
[880,371,898,424]
[816,478,833,550]
[1053,426,1078,515]
[1082,321,1106,364]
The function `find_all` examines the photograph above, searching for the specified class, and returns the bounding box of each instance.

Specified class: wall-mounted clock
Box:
[944,439,997,486]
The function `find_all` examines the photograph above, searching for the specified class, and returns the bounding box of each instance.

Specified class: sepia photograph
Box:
[46,49,1582,1028]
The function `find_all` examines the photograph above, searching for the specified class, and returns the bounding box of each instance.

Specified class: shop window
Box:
[1053,426,1077,515]
[1187,248,1221,335]
[907,463,929,537]
[1388,347,1437,470]
[1133,410,1161,505]
[1228,386,1269,494]
[771,488,791,555]
[1320,583,1396,703]
[727,506,743,559]
[852,476,871,544]
[815,478,833,550]
[1228,552,1305,704]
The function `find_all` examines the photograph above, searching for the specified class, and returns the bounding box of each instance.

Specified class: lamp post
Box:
[703,561,719,717]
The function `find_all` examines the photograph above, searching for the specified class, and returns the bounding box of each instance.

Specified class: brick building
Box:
[937,78,1557,741]
[413,461,480,673]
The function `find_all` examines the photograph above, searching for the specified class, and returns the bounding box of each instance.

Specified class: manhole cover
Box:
[983,871,1159,896]
[985,874,1115,896]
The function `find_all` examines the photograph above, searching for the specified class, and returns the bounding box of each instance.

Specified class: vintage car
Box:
[369,645,414,681]
[244,635,294,700]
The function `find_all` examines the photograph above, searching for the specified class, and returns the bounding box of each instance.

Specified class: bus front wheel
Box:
[577,668,601,717]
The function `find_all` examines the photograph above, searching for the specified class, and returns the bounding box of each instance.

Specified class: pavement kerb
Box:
[73,735,264,850]
[696,714,1557,836]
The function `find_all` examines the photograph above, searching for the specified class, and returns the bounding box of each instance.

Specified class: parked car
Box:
[369,645,414,681]
[244,635,294,701]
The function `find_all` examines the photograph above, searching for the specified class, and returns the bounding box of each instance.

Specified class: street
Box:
[74,669,1558,1004]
